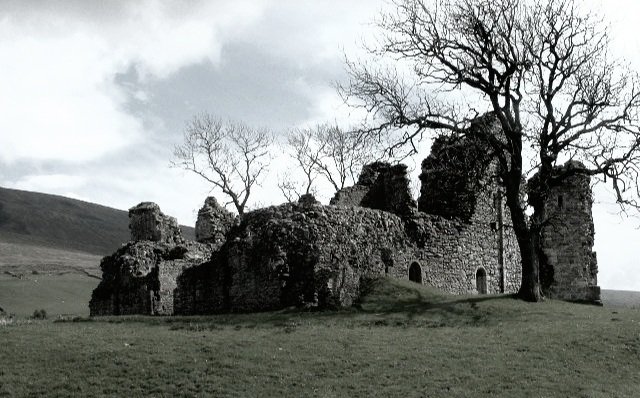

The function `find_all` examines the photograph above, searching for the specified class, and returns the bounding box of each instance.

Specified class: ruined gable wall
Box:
[537,162,600,302]
[407,185,521,295]
[330,162,416,217]
[413,114,521,294]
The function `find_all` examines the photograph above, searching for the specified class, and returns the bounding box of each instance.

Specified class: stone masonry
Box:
[90,203,212,315]
[536,161,600,302]
[195,196,237,248]
[128,202,184,245]
[90,114,600,316]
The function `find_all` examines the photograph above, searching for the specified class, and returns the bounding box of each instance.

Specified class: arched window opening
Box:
[476,267,487,294]
[409,262,422,284]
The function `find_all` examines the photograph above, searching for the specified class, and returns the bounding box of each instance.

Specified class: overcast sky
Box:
[1,0,640,291]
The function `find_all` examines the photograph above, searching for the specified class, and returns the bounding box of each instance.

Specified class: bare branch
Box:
[172,113,274,216]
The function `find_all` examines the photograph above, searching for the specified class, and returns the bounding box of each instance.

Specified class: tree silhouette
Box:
[342,0,640,301]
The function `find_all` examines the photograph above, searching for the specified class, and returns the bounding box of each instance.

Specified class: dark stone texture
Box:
[128,202,184,245]
[418,116,498,222]
[531,161,601,303]
[195,196,237,248]
[331,162,416,217]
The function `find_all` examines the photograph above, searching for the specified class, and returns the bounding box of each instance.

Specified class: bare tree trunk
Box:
[504,177,543,302]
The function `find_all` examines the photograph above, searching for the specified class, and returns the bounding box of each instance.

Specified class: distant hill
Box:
[0,186,195,256]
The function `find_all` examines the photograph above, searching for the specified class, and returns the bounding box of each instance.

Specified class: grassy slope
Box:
[0,273,99,317]
[0,187,197,317]
[0,186,195,256]
[0,241,102,317]
[1,278,639,397]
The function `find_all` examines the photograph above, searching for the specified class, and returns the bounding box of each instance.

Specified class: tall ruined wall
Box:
[406,187,521,295]
[418,115,498,221]
[128,202,184,245]
[414,114,521,295]
[175,197,416,314]
[331,162,416,217]
[536,162,600,302]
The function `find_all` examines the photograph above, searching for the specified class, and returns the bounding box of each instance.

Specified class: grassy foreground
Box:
[1,278,639,397]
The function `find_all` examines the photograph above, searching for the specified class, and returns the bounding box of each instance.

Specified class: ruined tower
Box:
[538,161,601,303]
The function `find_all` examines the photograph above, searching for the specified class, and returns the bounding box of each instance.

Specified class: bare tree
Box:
[341,0,640,301]
[315,124,372,192]
[278,127,323,203]
[278,124,380,202]
[172,113,274,216]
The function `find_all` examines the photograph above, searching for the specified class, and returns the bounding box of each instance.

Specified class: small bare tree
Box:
[173,113,274,216]
[278,124,382,202]
[278,127,323,203]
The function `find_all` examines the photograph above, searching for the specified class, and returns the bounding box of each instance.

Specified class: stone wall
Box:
[195,196,237,247]
[128,202,184,245]
[406,185,521,295]
[174,257,228,315]
[90,204,213,316]
[331,162,416,217]
[178,198,415,314]
[418,116,498,222]
[414,115,521,295]
[537,162,600,302]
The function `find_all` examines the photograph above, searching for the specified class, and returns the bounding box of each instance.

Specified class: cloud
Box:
[0,0,268,164]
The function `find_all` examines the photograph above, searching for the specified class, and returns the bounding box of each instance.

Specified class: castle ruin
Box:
[89,117,601,316]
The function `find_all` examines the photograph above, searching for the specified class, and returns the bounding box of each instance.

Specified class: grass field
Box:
[0,272,99,317]
[0,240,102,317]
[1,278,639,397]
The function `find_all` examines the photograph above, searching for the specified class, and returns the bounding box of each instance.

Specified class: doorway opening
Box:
[476,267,487,294]
[409,262,422,284]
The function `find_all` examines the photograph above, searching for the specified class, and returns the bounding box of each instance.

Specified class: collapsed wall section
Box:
[90,202,212,316]
[89,241,212,315]
[418,115,498,222]
[129,202,184,245]
[195,196,237,247]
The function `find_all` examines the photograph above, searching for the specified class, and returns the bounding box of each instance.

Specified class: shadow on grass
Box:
[73,277,532,331]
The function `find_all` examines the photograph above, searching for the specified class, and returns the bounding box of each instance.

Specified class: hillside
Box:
[0,186,195,256]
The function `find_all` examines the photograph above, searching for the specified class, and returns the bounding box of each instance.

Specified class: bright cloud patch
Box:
[0,0,266,163]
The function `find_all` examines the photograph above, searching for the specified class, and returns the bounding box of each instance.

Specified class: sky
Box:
[1,0,640,291]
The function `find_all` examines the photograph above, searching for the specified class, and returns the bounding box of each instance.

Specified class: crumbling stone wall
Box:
[174,256,228,315]
[175,197,414,314]
[331,162,417,217]
[536,161,600,302]
[89,241,213,316]
[90,116,601,316]
[195,196,236,247]
[129,202,184,245]
[418,115,497,221]
[90,203,212,316]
